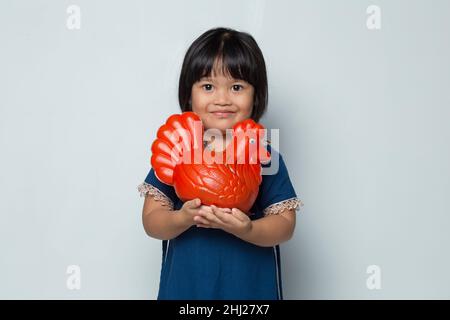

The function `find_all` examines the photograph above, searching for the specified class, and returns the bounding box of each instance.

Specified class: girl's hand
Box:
[178,198,203,227]
[194,205,252,237]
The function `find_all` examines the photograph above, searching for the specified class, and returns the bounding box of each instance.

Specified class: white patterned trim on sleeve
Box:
[137,182,174,210]
[263,197,304,216]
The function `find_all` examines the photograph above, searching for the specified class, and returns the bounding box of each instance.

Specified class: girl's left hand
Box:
[194,205,252,237]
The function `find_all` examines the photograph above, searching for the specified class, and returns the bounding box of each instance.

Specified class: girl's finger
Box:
[200,208,223,224]
[210,206,226,223]
[211,205,231,213]
[214,209,232,223]
[187,198,201,209]
[199,205,213,213]
[231,208,247,222]
[194,216,210,225]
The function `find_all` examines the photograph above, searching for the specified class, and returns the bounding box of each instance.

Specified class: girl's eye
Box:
[202,84,213,91]
[232,84,243,91]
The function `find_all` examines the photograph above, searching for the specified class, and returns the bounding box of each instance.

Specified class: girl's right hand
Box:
[178,198,203,227]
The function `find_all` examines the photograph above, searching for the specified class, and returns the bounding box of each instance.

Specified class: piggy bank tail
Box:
[150,112,203,185]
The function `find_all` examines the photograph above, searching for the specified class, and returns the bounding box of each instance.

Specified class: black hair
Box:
[178,27,268,122]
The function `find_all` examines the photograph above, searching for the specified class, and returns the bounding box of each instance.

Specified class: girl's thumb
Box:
[189,198,200,207]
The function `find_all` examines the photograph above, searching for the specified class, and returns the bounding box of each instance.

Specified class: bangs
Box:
[191,36,259,85]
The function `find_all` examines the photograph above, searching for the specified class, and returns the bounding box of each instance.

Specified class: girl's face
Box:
[191,68,254,134]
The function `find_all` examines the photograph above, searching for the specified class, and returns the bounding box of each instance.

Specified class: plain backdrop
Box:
[1,0,449,299]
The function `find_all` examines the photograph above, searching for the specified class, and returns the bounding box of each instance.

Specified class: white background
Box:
[1,0,449,299]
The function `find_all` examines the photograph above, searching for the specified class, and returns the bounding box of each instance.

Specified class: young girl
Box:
[138,27,303,300]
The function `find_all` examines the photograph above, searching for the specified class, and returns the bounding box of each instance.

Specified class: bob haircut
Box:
[178,27,268,123]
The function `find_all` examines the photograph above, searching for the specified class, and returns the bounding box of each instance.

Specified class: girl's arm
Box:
[142,197,202,240]
[235,210,296,247]
[194,206,296,247]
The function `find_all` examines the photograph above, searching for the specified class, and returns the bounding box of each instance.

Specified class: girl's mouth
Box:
[211,111,235,118]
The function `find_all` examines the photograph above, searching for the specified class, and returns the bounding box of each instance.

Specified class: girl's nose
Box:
[213,88,231,105]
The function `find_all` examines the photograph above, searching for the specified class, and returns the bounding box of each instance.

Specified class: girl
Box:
[138,27,303,300]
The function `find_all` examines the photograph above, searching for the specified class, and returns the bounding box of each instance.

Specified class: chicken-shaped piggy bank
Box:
[150,111,271,214]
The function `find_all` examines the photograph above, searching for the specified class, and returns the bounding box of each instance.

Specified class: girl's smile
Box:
[210,110,236,118]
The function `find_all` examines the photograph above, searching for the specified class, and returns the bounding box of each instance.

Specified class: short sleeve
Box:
[137,168,178,210]
[255,148,304,216]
